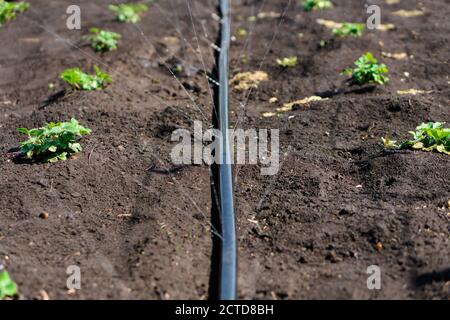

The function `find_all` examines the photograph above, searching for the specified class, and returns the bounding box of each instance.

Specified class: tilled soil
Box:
[0,0,449,300]
[0,0,217,299]
[229,0,449,299]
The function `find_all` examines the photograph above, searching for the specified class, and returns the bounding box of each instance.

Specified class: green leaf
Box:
[333,23,365,37]
[436,145,446,153]
[0,269,18,300]
[0,1,29,27]
[17,127,29,135]
[344,52,389,85]
[109,2,148,23]
[83,28,121,52]
[302,0,333,11]
[60,66,112,91]
[69,143,81,153]
[392,122,450,155]
[16,119,91,163]
[276,56,297,68]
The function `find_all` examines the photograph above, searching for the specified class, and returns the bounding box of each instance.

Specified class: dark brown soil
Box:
[0,0,449,300]
[0,0,217,299]
[229,0,450,299]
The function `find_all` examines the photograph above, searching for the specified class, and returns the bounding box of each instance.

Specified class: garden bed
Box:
[0,0,217,299]
[0,0,449,300]
[229,0,449,299]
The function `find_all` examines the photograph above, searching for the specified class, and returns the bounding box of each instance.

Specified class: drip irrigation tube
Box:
[212,0,236,300]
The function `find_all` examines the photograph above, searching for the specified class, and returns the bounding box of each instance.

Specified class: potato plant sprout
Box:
[0,0,29,27]
[60,65,112,90]
[333,23,365,37]
[83,28,121,52]
[302,0,333,11]
[343,52,389,85]
[17,118,92,163]
[383,122,450,155]
[0,266,18,300]
[109,2,148,23]
[276,56,298,68]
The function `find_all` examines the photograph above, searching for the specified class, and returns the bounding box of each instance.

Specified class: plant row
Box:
[3,2,153,166]
[264,0,449,155]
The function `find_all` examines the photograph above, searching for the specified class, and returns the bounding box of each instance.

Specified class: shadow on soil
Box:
[414,268,450,287]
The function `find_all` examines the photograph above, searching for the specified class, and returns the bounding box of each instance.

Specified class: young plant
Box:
[171,63,184,74]
[0,267,18,300]
[0,0,29,27]
[109,2,148,23]
[83,28,121,52]
[383,122,450,155]
[302,0,333,11]
[403,122,450,154]
[276,56,297,68]
[17,118,92,163]
[60,65,112,90]
[381,136,397,149]
[236,27,247,37]
[343,52,389,85]
[333,23,365,37]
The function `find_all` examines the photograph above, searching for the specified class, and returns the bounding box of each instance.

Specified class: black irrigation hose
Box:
[211,0,237,300]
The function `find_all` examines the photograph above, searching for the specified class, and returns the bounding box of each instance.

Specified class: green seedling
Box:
[83,28,121,52]
[276,56,297,68]
[109,2,148,23]
[333,23,365,37]
[0,267,18,300]
[343,52,389,85]
[381,136,397,149]
[236,28,247,37]
[302,0,333,11]
[17,118,91,163]
[171,63,183,74]
[0,0,29,26]
[60,65,112,90]
[383,122,450,155]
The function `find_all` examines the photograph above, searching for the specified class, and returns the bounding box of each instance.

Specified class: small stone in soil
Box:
[39,212,49,219]
[67,288,76,295]
[375,242,383,252]
[326,251,342,263]
[38,289,50,300]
